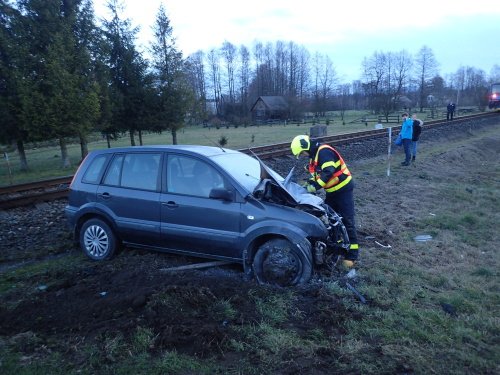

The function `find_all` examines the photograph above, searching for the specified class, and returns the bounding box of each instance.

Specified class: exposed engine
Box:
[253,177,350,265]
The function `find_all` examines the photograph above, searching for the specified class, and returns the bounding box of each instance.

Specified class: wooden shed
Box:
[250,96,290,122]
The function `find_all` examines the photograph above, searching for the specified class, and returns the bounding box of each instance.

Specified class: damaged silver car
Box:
[65,145,349,286]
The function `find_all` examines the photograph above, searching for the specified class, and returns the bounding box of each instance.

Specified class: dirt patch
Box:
[0,249,353,354]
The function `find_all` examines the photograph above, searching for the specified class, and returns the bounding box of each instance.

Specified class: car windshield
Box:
[211,152,284,193]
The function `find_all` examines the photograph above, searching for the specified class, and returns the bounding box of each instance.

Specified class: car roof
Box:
[89,145,240,158]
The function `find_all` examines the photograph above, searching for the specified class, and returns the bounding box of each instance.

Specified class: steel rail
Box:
[0,189,70,210]
[0,175,73,195]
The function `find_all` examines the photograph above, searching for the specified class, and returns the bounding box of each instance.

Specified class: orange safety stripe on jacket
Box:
[308,144,352,192]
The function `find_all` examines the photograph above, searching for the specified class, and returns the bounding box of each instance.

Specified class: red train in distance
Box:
[488,82,500,110]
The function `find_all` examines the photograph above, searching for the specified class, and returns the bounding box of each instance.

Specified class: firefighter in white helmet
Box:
[291,135,359,268]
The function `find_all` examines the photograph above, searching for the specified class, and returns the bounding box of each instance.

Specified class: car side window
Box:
[103,153,161,191]
[82,154,110,184]
[167,156,224,198]
[103,154,124,186]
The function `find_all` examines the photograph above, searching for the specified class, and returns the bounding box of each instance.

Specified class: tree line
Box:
[1,0,499,171]
[1,0,189,170]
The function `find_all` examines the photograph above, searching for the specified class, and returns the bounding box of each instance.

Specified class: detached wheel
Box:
[253,238,312,286]
[79,218,118,260]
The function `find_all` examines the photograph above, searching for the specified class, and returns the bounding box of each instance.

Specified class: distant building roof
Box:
[250,96,289,112]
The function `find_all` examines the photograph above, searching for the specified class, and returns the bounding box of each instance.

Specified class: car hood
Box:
[256,158,325,212]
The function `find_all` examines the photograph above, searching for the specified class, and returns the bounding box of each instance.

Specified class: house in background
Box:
[250,96,290,123]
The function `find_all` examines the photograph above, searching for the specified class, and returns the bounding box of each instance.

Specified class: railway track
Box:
[0,176,72,209]
[241,111,496,159]
[1,111,498,209]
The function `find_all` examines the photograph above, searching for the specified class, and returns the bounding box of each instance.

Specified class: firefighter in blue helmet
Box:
[291,135,359,268]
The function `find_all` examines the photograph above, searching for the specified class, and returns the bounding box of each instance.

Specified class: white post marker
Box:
[387,127,392,177]
[4,152,13,185]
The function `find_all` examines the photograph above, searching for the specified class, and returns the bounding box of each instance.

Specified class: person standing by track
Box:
[447,102,456,121]
[399,113,413,166]
[411,114,423,162]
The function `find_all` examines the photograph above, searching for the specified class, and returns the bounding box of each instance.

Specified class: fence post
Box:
[387,128,392,177]
[4,152,13,185]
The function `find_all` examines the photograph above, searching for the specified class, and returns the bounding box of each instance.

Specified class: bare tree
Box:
[362,51,386,113]
[221,41,236,103]
[311,52,336,117]
[185,50,208,122]
[262,42,275,95]
[287,41,298,97]
[296,46,310,102]
[274,40,287,95]
[414,45,439,111]
[451,66,488,108]
[391,50,413,105]
[466,68,488,109]
[450,67,466,106]
[250,42,276,97]
[489,65,500,83]
[238,44,250,116]
[207,48,222,116]
[336,84,351,123]
[362,50,412,117]
[252,42,264,96]
[351,80,365,110]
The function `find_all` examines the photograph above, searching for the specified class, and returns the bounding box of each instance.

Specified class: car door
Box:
[97,152,162,246]
[160,154,242,259]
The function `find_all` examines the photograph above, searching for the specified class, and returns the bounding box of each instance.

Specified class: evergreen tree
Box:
[101,0,149,146]
[150,4,192,144]
[73,0,104,158]
[0,1,30,170]
[17,0,100,167]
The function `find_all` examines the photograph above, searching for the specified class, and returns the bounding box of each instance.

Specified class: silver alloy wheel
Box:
[83,224,109,258]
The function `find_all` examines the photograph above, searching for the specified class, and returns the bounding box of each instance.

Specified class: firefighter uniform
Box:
[291,135,359,264]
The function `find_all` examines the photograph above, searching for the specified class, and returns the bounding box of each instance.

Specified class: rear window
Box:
[82,154,110,184]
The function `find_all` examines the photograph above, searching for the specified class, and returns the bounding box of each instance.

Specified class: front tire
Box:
[79,218,118,260]
[253,238,312,286]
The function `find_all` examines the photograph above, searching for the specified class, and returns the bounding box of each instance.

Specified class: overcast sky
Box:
[94,0,500,82]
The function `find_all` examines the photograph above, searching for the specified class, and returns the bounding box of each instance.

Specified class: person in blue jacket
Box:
[400,113,413,166]
[411,114,423,162]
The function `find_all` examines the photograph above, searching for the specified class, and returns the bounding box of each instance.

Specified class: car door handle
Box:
[162,201,178,208]
[98,192,111,200]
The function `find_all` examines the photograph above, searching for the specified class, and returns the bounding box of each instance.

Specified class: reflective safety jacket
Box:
[308,144,352,193]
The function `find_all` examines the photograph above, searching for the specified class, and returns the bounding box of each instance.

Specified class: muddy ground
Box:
[0,117,499,374]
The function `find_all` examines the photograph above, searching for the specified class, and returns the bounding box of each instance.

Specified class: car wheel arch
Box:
[242,225,311,260]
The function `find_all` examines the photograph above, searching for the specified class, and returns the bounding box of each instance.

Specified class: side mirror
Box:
[209,188,234,201]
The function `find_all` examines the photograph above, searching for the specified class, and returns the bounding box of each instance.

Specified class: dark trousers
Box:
[447,111,454,120]
[402,138,412,163]
[325,184,359,261]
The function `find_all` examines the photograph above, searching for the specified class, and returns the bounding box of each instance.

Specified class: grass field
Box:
[0,119,498,374]
[1,109,451,186]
